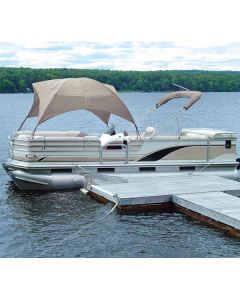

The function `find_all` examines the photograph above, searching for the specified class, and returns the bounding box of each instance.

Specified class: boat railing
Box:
[9,134,236,164]
[207,140,210,162]
[99,143,129,164]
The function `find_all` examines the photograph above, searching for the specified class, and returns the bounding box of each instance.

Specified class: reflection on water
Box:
[2,180,240,258]
[3,183,108,257]
[1,92,240,257]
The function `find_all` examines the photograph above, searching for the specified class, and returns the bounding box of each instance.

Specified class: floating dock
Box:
[83,172,240,237]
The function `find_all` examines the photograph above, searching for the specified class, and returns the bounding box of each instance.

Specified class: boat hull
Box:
[3,163,86,190]
[3,160,239,190]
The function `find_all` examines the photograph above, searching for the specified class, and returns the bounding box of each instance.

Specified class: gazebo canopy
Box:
[26,77,136,126]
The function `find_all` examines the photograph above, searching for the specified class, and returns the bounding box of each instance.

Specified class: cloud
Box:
[1,41,240,71]
[1,0,240,49]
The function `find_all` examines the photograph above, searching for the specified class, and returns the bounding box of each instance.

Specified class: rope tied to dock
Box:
[39,200,119,257]
[187,162,211,176]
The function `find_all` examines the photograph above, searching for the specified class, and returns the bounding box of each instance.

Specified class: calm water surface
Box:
[1,92,240,257]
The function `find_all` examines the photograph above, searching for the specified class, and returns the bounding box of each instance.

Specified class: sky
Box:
[1,0,240,70]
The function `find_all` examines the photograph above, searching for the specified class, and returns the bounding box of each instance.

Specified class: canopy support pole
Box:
[17,116,28,131]
[132,104,157,131]
[151,108,186,139]
[135,125,141,140]
[31,123,39,138]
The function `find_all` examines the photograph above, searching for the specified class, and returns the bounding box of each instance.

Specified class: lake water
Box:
[1,92,240,257]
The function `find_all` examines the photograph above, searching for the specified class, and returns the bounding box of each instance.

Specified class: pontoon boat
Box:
[3,78,239,190]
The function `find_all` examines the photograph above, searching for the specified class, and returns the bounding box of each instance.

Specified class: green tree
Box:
[18,79,27,93]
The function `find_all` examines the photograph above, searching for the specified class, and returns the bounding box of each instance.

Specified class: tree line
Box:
[0,67,240,93]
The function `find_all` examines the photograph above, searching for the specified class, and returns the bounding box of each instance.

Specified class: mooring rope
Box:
[197,162,211,172]
[39,200,119,257]
[188,162,211,176]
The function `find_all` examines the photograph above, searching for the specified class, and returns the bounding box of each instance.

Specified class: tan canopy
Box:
[27,77,136,126]
[156,91,202,110]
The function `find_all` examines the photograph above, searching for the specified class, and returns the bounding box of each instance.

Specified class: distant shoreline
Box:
[0,67,240,93]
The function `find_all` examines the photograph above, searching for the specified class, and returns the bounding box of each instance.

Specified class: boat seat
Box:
[180,128,237,139]
[14,134,100,142]
[13,131,87,138]
[35,135,100,142]
[100,133,124,147]
[141,127,156,139]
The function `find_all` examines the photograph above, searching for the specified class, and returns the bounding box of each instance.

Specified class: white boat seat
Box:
[141,127,156,139]
[180,128,237,139]
[100,133,124,147]
[14,133,100,142]
[13,131,87,138]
